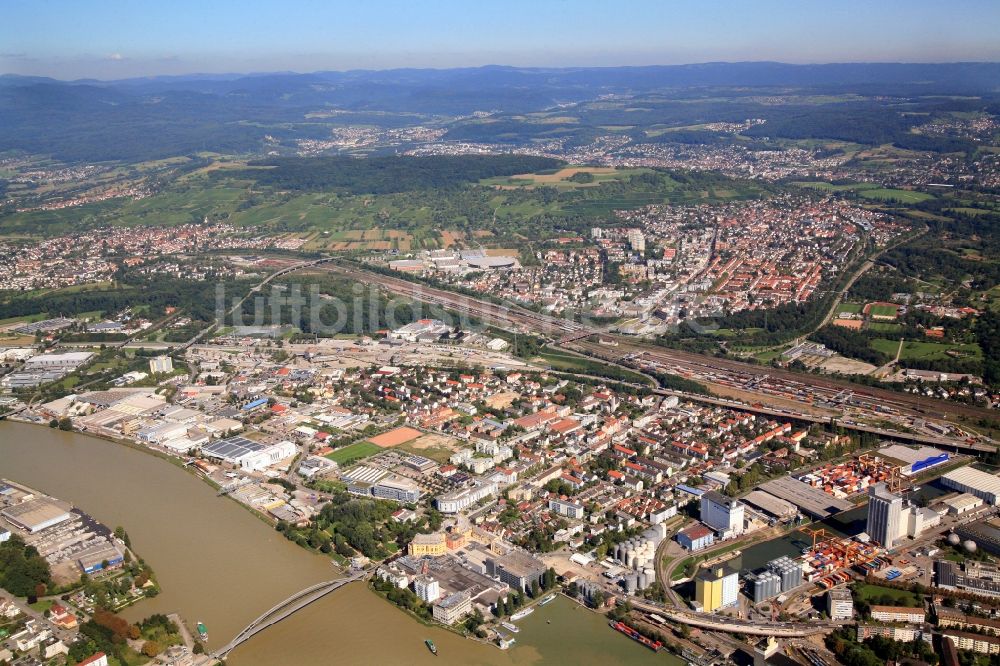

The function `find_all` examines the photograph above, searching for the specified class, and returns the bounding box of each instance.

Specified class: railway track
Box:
[596,340,995,423]
[301,261,995,433]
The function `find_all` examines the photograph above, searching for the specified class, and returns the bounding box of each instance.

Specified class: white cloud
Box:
[106,53,124,61]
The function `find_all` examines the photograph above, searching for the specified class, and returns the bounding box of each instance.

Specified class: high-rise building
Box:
[149,356,173,375]
[695,563,739,612]
[414,576,440,603]
[866,482,903,549]
[700,491,745,538]
[827,587,854,620]
[627,229,646,253]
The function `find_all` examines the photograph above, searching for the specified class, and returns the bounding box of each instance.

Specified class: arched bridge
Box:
[214,571,365,658]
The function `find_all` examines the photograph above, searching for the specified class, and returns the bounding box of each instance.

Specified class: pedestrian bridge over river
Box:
[214,571,365,658]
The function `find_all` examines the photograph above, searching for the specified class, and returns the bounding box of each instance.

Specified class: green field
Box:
[790,181,935,204]
[480,166,652,190]
[325,441,381,465]
[536,349,654,385]
[868,304,899,318]
[853,583,922,607]
[836,302,863,315]
[870,338,982,361]
[859,188,935,204]
[866,322,903,333]
[791,181,878,193]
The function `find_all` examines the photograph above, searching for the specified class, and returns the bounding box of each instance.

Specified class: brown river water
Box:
[0,421,681,665]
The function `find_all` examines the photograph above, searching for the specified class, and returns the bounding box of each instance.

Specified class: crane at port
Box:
[800,527,827,551]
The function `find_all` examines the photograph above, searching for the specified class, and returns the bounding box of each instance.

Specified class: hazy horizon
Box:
[3,0,999,80]
[5,58,1000,84]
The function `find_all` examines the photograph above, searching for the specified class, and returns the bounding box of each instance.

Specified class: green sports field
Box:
[868,304,899,318]
[325,441,381,465]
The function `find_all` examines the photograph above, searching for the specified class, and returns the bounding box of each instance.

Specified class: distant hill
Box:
[2,62,999,162]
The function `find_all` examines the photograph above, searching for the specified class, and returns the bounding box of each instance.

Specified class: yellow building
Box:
[408,533,446,557]
[694,564,739,613]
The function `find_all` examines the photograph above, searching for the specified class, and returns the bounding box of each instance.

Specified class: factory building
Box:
[694,563,739,612]
[676,523,715,552]
[22,351,94,371]
[0,497,73,534]
[936,560,1000,597]
[865,482,941,549]
[866,482,903,549]
[767,556,803,592]
[77,543,125,574]
[700,491,745,538]
[371,476,423,503]
[432,591,472,625]
[149,356,173,374]
[486,549,547,594]
[942,466,1000,506]
[201,436,297,471]
[749,571,782,603]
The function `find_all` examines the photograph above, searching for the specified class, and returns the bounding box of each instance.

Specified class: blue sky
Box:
[2,0,999,79]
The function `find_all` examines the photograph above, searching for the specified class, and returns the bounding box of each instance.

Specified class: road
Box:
[628,598,836,637]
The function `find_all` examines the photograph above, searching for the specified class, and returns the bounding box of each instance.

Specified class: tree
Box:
[543,567,556,590]
[530,580,540,598]
[0,535,52,597]
[141,640,162,657]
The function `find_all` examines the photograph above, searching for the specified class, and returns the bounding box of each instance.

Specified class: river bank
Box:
[0,421,689,664]
[0,420,335,651]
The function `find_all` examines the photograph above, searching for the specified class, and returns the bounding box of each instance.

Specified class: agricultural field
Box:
[858,188,935,204]
[791,181,879,193]
[480,166,650,189]
[791,181,934,204]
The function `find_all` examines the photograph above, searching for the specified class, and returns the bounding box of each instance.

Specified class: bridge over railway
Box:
[213,571,364,659]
